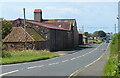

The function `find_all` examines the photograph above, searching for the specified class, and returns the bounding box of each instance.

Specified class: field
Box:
[88,39,103,44]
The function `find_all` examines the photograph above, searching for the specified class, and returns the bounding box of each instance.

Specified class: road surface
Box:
[1,42,109,77]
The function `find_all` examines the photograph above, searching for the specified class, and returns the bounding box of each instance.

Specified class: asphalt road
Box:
[1,42,109,77]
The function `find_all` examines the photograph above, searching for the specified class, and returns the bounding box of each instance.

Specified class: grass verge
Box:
[88,39,103,44]
[0,50,60,65]
[103,33,120,77]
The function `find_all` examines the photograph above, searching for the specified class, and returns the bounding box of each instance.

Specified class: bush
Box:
[103,33,120,76]
[2,51,11,57]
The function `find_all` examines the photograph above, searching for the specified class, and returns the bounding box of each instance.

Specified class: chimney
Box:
[34,9,42,22]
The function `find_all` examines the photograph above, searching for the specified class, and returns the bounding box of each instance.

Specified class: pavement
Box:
[1,42,109,78]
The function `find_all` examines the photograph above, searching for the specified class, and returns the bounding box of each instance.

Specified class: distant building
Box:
[3,9,79,51]
[78,33,88,45]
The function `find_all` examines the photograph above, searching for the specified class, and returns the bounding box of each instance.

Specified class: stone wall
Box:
[4,41,47,50]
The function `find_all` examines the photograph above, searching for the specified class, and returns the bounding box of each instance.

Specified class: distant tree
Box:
[98,30,106,37]
[93,30,106,37]
[84,32,91,37]
[92,31,99,37]
[1,20,12,39]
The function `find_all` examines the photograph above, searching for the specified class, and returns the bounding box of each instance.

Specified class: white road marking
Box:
[85,44,109,68]
[75,43,104,59]
[0,70,19,76]
[82,55,85,57]
[48,62,59,66]
[62,60,68,63]
[76,56,80,59]
[68,43,108,78]
[54,62,59,64]
[71,58,76,60]
[27,65,44,69]
[69,70,79,77]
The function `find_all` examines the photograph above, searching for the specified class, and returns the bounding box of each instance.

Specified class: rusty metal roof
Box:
[27,20,69,31]
[78,32,87,38]
[14,18,74,31]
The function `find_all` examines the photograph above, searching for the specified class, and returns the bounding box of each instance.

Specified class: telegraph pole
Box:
[82,25,84,33]
[23,8,26,50]
[115,24,116,34]
[23,8,26,32]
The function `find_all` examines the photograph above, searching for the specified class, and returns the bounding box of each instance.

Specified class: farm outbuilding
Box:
[3,9,79,51]
[78,33,88,45]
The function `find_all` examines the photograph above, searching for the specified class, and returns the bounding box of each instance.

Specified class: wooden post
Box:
[23,8,26,50]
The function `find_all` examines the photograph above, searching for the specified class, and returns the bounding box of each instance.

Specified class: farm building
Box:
[78,33,88,45]
[3,9,79,51]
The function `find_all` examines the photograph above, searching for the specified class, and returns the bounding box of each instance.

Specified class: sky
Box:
[0,1,118,33]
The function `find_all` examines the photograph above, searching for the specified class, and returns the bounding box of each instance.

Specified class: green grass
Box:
[103,33,120,77]
[88,39,103,44]
[1,50,59,65]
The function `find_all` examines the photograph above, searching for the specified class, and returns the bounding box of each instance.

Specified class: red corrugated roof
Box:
[78,32,87,38]
[14,18,70,31]
[27,20,68,31]
[34,9,42,12]
[83,35,87,38]
[43,22,71,30]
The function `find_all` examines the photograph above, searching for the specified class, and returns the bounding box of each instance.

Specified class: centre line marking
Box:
[71,58,76,60]
[68,43,106,78]
[27,65,44,69]
[62,60,68,63]
[0,70,19,76]
[49,62,59,66]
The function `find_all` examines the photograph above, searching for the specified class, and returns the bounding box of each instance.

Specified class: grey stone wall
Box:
[4,41,47,50]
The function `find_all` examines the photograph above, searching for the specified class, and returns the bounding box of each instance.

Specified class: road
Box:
[1,42,109,77]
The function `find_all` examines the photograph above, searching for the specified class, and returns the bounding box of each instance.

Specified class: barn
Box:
[78,33,88,45]
[3,9,79,51]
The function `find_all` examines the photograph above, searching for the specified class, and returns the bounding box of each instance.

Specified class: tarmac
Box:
[75,44,110,77]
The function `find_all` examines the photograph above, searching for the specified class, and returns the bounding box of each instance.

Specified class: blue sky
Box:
[0,2,118,33]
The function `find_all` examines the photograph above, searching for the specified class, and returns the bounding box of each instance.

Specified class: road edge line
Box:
[0,70,19,76]
[68,43,110,78]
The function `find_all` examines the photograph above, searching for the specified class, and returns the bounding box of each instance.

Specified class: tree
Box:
[92,31,99,37]
[84,32,91,37]
[93,30,106,37]
[98,30,106,37]
[1,20,12,39]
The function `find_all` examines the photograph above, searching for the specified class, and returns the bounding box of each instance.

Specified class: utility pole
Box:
[82,25,84,33]
[115,24,116,34]
[23,8,26,50]
[23,8,26,31]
